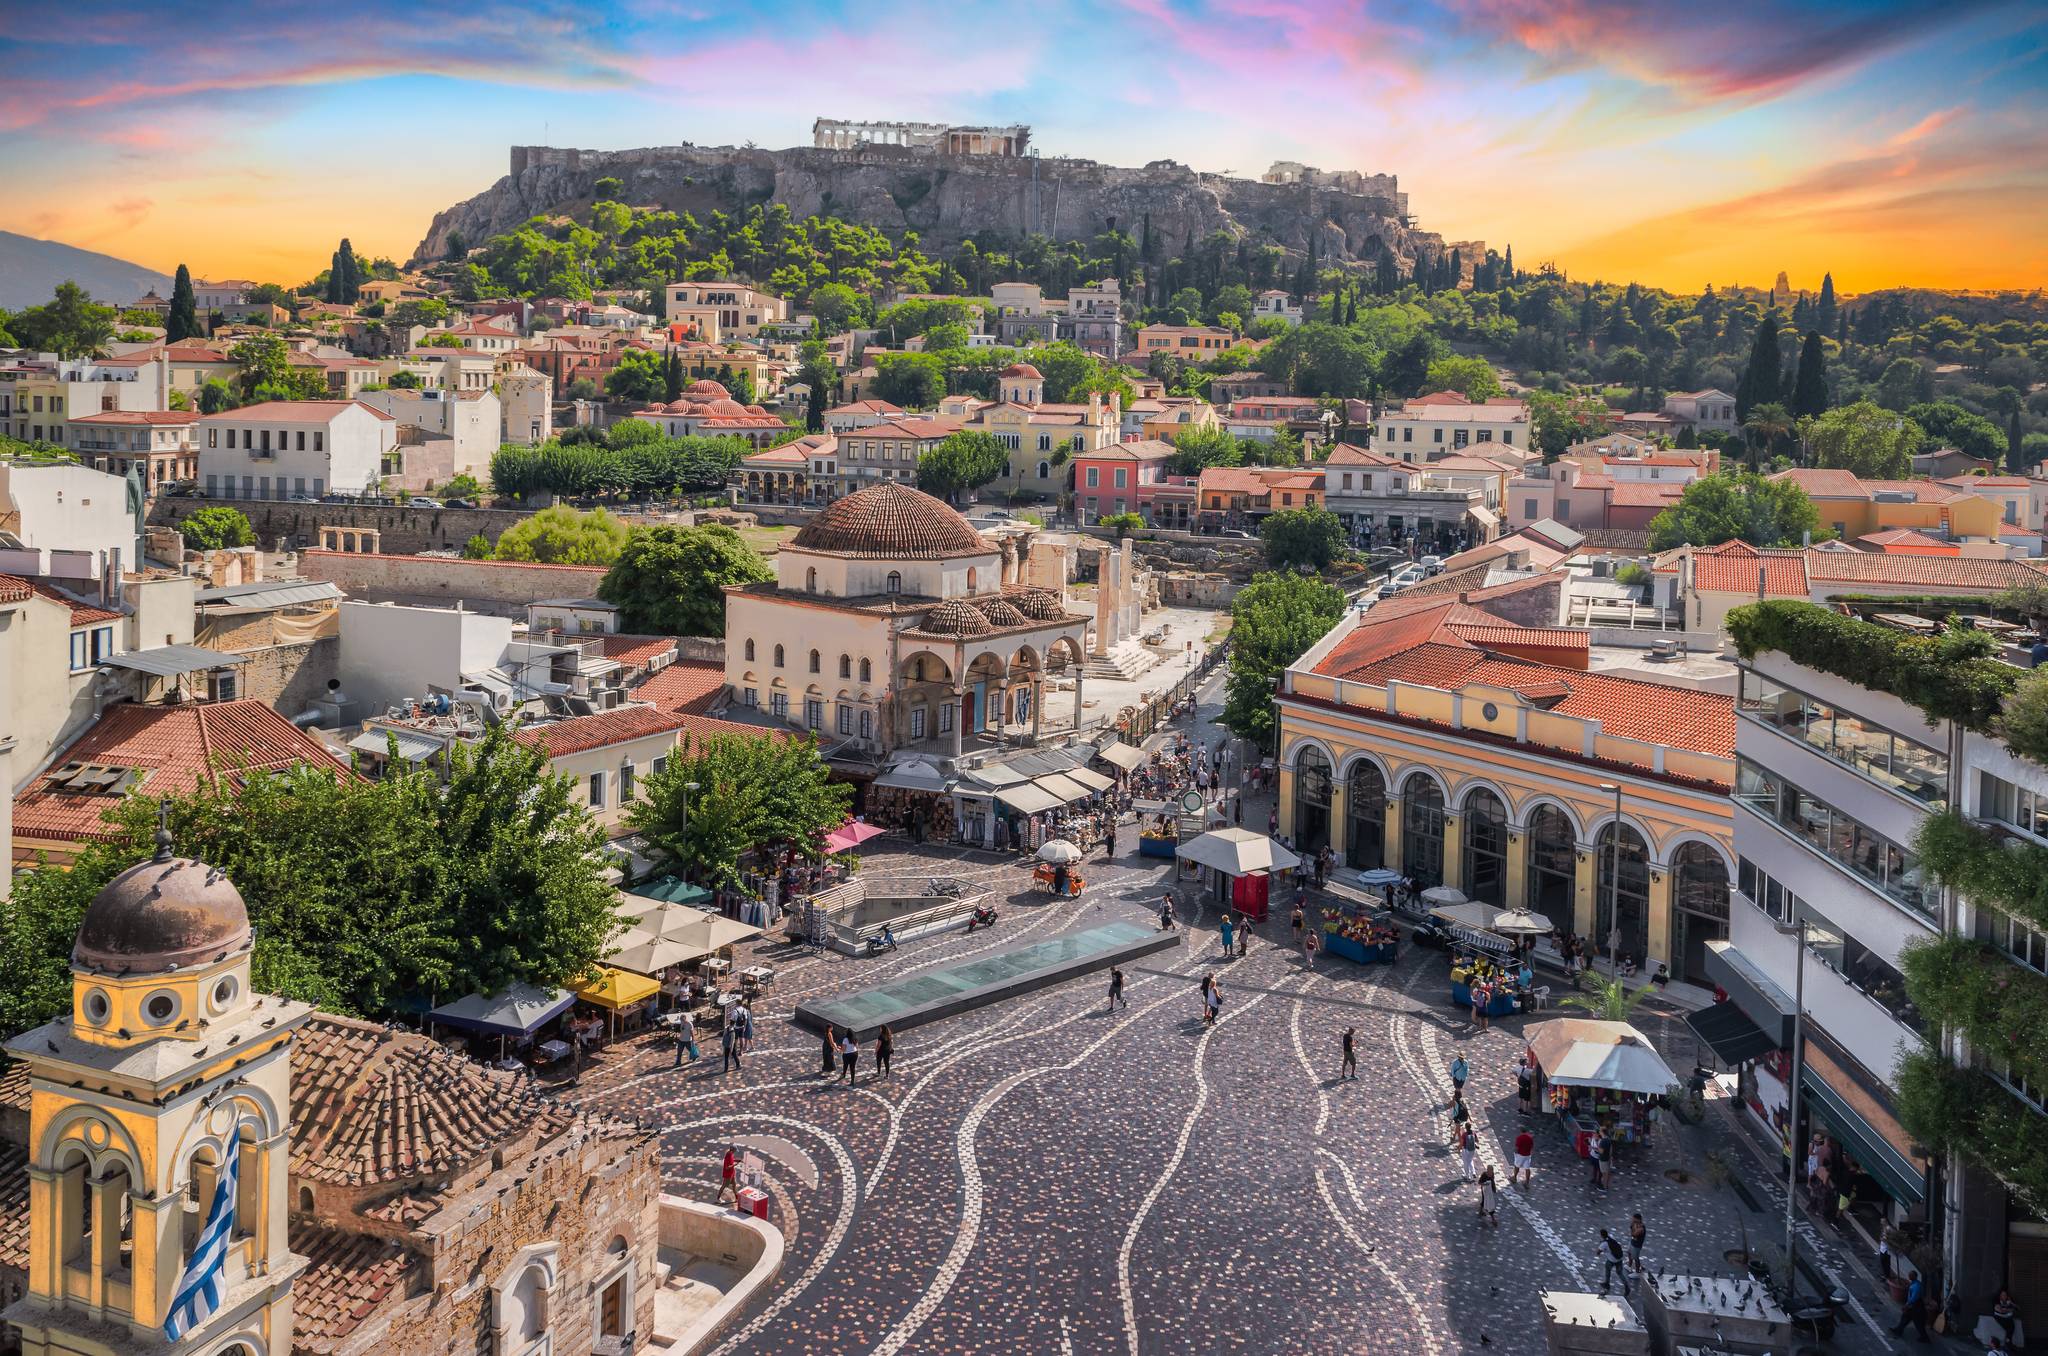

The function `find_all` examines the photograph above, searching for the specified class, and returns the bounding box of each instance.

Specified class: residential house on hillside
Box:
[1371,396,1529,462]
[664,281,790,339]
[1196,466,1322,532]
[1771,469,2005,545]
[65,410,198,490]
[196,400,397,500]
[1074,439,1177,521]
[1662,388,1738,436]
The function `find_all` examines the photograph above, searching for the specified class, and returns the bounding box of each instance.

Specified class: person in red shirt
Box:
[717,1146,740,1208]
[1511,1127,1536,1188]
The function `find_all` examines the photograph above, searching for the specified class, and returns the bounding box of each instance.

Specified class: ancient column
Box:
[950,686,965,757]
[1072,672,1085,732]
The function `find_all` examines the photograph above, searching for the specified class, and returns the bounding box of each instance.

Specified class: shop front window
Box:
[1293,747,1332,854]
[1345,762,1386,870]
[1401,774,1444,887]
[1462,788,1508,906]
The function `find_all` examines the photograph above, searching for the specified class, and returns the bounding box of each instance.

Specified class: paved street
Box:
[560,674,1904,1356]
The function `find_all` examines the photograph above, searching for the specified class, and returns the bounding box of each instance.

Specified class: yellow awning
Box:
[570,965,662,1010]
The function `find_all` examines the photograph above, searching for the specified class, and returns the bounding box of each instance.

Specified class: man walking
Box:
[1450,1054,1469,1096]
[1599,1229,1630,1296]
[1340,1025,1357,1080]
[717,1145,740,1208]
[1160,893,1176,932]
[673,1010,699,1067]
[1109,966,1127,1011]
[1628,1212,1647,1275]
[1511,1126,1535,1188]
[1890,1271,1930,1342]
[721,1016,742,1074]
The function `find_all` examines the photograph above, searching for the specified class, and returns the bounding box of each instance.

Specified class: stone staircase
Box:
[1083,641,1163,682]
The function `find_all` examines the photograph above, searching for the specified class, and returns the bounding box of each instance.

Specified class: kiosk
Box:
[1525,1018,1681,1157]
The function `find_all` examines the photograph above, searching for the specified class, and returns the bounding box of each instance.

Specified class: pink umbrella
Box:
[823,821,888,854]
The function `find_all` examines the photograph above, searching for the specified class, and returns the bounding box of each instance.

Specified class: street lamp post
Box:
[1773,914,1809,1295]
[1598,782,1622,976]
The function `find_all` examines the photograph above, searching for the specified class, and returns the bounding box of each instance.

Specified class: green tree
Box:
[12,281,116,358]
[1873,357,1931,411]
[626,733,853,887]
[386,369,421,390]
[1561,974,1655,1018]
[1097,512,1145,537]
[462,533,492,559]
[492,506,632,564]
[870,352,947,408]
[1741,401,1794,468]
[1906,401,2007,463]
[167,264,201,342]
[809,282,867,334]
[388,298,451,330]
[229,333,323,402]
[1258,321,1380,398]
[1808,401,1920,478]
[1221,572,1347,750]
[605,348,668,403]
[1423,355,1503,401]
[1734,308,1783,421]
[1526,390,1613,457]
[1646,471,1823,551]
[177,505,255,550]
[597,524,771,635]
[1167,425,1244,476]
[196,378,239,414]
[1259,505,1346,571]
[914,430,1010,502]
[923,321,972,353]
[1027,341,1103,404]
[1789,331,1829,419]
[1815,272,1838,337]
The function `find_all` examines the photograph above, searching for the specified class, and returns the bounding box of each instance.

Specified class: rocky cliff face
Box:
[411,143,1447,274]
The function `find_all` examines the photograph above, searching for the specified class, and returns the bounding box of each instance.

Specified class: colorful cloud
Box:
[0,0,2041,292]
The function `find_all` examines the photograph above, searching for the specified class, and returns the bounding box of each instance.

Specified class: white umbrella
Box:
[1038,839,1083,864]
[610,936,705,975]
[1420,885,1468,907]
[1491,908,1553,936]
[1175,828,1301,876]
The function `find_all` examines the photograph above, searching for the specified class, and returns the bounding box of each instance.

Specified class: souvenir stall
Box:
[1322,910,1399,964]
[1525,1018,1680,1157]
[1176,828,1299,923]
[869,756,957,843]
[1033,839,1086,897]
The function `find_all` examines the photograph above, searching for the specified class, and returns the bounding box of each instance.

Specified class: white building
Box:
[1251,289,1304,326]
[0,460,139,586]
[495,363,554,445]
[357,387,502,481]
[196,399,397,500]
[1370,400,1530,462]
[1663,388,1738,436]
[663,282,790,339]
[0,351,168,447]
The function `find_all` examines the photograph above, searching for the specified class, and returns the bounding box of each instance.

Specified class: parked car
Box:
[407,497,443,509]
[1218,529,1253,540]
[286,494,320,503]
[444,497,477,509]
[1420,555,1445,576]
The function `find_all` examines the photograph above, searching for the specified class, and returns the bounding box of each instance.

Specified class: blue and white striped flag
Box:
[164,1138,239,1340]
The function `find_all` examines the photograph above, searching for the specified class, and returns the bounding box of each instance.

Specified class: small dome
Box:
[1000,363,1042,379]
[979,599,1029,627]
[74,852,251,974]
[683,378,730,400]
[791,482,992,559]
[744,404,768,415]
[1009,588,1066,621]
[640,401,671,413]
[922,600,994,636]
[706,398,748,416]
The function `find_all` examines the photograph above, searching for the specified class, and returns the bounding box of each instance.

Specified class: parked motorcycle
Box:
[963,905,1000,934]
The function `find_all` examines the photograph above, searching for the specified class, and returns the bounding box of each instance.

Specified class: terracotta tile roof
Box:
[1858,528,1952,549]
[1325,446,1399,466]
[634,660,727,715]
[1081,439,1176,462]
[289,1223,416,1355]
[1608,483,1685,507]
[196,400,395,424]
[838,418,963,442]
[14,700,353,849]
[32,582,122,626]
[1687,541,1810,596]
[789,482,990,559]
[0,1139,25,1274]
[828,400,906,416]
[1942,475,2033,487]
[0,575,32,604]
[1406,391,1472,406]
[1862,478,1970,503]
[511,704,688,758]
[1804,552,2046,590]
[289,1014,562,1187]
[67,410,200,426]
[676,713,795,745]
[591,634,677,670]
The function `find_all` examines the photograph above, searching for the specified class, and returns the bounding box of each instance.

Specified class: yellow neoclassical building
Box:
[1274,593,1738,984]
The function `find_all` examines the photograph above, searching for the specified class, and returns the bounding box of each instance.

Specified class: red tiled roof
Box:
[1770,468,1865,498]
[1942,475,2033,487]
[676,713,795,745]
[0,574,32,604]
[289,1224,416,1355]
[1688,541,1810,596]
[592,634,678,670]
[32,582,121,626]
[1608,483,1685,507]
[1407,391,1472,406]
[838,418,963,442]
[1858,528,1952,549]
[67,410,200,426]
[1805,552,2046,590]
[511,704,688,758]
[0,1138,25,1274]
[13,700,354,848]
[1325,446,1398,466]
[635,661,727,716]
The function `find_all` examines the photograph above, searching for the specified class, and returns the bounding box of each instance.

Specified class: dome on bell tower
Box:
[72,820,251,975]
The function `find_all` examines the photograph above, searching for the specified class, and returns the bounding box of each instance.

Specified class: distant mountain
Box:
[0,231,171,312]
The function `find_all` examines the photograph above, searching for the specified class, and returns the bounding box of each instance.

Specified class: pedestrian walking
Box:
[1290,904,1304,950]
[673,1010,699,1066]
[721,1018,742,1073]
[1517,1063,1534,1115]
[1471,982,1490,1031]
[1511,1127,1535,1187]
[1234,795,1244,826]
[1160,893,1176,932]
[1598,1229,1630,1296]
[1236,916,1250,956]
[821,1023,838,1076]
[1450,1054,1469,1095]
[1628,1212,1647,1274]
[1220,913,1234,957]
[1889,1271,1929,1341]
[1340,1025,1357,1080]
[1302,928,1318,969]
[1476,1165,1500,1227]
[717,1145,740,1207]
[838,1031,860,1083]
[1109,965,1127,1011]
[1459,1124,1479,1181]
[875,1025,894,1078]
[1586,1129,1606,1189]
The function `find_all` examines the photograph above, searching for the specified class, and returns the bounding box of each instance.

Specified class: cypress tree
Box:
[663,348,683,402]
[2010,407,2026,470]
[1736,308,1784,421]
[1789,330,1828,418]
[1375,248,1397,296]
[324,250,341,304]
[806,377,826,433]
[167,264,200,342]
[336,238,361,303]
[1816,273,1837,337]
[1448,248,1462,290]
[1503,244,1514,283]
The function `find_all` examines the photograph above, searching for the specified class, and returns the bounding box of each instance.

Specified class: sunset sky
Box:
[3,0,2044,295]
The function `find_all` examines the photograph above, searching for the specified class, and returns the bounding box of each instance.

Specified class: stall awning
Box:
[1176,828,1300,876]
[627,875,711,906]
[1527,1018,1680,1094]
[1066,767,1115,793]
[961,763,1030,789]
[1799,1065,1925,1204]
[1035,773,1093,803]
[995,783,1062,815]
[1684,1001,1777,1066]
[570,966,662,1010]
[429,983,574,1038]
[1467,504,1499,530]
[1097,740,1147,772]
[873,757,952,792]
[1703,940,1796,1050]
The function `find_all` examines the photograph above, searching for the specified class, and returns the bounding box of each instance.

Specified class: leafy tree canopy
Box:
[11,281,116,359]
[627,733,853,887]
[492,505,632,564]
[1906,400,2008,463]
[915,430,1010,501]
[1221,572,1347,749]
[870,352,947,409]
[1259,505,1347,572]
[1807,400,1920,478]
[1167,424,1244,476]
[597,523,771,635]
[1423,355,1504,401]
[1645,470,1824,551]
[177,505,255,551]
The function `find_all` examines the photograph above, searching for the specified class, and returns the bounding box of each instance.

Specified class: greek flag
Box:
[164,1139,238,1340]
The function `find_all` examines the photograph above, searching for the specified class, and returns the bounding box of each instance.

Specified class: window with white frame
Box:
[770,691,789,718]
[587,772,606,809]
[909,707,927,739]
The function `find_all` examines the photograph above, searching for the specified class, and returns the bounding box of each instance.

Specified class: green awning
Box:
[627,875,711,906]
[1799,1065,1926,1205]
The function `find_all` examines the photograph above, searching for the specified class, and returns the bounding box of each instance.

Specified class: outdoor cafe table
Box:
[740,965,775,985]
[533,1039,573,1066]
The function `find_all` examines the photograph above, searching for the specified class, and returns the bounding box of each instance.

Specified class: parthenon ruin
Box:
[812,118,1031,157]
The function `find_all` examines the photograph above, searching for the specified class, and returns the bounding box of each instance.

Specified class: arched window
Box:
[1526,804,1578,917]
[773,645,785,668]
[1037,461,1050,480]
[1596,822,1652,970]
[1292,747,1332,854]
[839,654,852,679]
[1400,773,1445,887]
[1671,842,1731,985]
[806,566,817,591]
[809,649,821,674]
[298,1185,314,1213]
[1345,761,1387,870]
[886,571,902,594]
[744,639,756,661]
[859,658,872,682]
[1462,788,1508,907]
[967,567,978,592]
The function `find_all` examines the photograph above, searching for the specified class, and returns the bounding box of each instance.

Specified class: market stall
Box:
[1033,839,1086,896]
[1176,828,1299,922]
[1448,955,1524,1016]
[1322,912,1399,964]
[429,982,575,1063]
[569,965,663,1041]
[1525,1018,1680,1157]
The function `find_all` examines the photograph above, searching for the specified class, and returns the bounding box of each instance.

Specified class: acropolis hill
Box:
[410,122,1460,273]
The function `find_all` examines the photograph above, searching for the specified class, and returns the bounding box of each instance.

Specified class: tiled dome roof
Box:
[705,398,748,416]
[744,403,768,415]
[1009,588,1066,621]
[921,600,993,636]
[790,483,991,559]
[978,598,1029,627]
[1000,363,1042,379]
[75,847,251,975]
[682,378,730,399]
